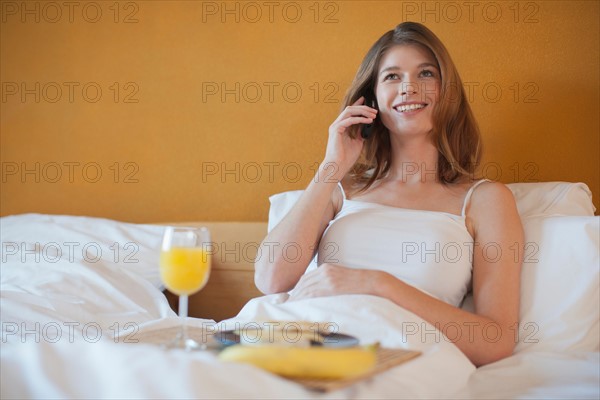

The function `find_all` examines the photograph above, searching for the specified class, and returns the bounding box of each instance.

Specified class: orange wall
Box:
[1,1,598,222]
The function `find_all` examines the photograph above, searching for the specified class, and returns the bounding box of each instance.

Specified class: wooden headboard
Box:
[162,222,268,322]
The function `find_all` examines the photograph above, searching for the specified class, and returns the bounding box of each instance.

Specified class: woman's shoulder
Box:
[469,180,514,204]
[467,180,520,224]
[331,175,356,214]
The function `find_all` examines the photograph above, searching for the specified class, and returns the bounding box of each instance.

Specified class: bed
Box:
[1,182,598,399]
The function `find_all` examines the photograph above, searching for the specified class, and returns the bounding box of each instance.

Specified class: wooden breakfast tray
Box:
[290,347,421,392]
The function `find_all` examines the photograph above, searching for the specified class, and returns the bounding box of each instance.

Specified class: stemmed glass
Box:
[159,226,211,351]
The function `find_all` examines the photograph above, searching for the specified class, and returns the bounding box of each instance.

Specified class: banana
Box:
[218,344,377,379]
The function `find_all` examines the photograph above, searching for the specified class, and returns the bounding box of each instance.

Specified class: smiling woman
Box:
[345,22,482,192]
[254,22,524,367]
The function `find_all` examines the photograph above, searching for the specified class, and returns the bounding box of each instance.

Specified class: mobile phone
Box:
[361,94,377,139]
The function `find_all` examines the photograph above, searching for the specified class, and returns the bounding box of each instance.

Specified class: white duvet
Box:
[1,295,475,399]
[1,213,599,399]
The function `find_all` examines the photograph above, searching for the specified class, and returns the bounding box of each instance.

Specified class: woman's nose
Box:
[400,83,418,96]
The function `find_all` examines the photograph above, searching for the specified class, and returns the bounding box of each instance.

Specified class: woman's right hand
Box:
[256,100,377,295]
[323,96,378,180]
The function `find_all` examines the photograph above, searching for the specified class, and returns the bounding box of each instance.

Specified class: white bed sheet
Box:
[452,350,600,399]
[1,213,599,399]
[1,294,476,399]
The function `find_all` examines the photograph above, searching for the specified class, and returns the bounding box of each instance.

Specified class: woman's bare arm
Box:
[254,166,340,294]
[254,97,377,294]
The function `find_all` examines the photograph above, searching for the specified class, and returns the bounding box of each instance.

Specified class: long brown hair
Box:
[344,22,482,192]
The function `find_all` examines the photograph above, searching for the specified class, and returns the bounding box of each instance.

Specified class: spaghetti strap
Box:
[337,181,347,200]
[461,179,490,217]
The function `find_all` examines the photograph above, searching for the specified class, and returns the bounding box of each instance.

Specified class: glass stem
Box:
[179,294,188,340]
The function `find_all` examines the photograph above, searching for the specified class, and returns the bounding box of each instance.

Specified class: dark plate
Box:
[214,330,359,348]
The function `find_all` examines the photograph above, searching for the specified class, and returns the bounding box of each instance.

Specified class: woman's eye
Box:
[420,69,435,78]
[383,73,399,81]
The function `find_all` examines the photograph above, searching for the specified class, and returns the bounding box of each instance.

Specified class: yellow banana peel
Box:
[218,344,377,379]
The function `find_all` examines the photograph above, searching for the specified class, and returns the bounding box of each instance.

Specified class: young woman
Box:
[255,22,524,367]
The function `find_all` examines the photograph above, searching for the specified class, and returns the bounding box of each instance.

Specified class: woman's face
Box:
[375,44,441,138]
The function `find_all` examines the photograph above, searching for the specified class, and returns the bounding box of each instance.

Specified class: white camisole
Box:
[316,179,489,307]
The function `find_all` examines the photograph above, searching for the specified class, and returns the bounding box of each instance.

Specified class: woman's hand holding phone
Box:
[322,96,378,181]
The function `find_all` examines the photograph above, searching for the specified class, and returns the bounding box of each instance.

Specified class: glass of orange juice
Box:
[160,226,211,351]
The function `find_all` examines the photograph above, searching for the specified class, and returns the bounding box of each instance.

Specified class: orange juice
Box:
[159,248,211,295]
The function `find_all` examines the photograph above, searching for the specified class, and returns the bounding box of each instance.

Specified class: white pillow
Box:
[267,182,597,231]
[516,215,599,353]
[508,181,596,217]
[268,190,304,233]
[0,213,165,289]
